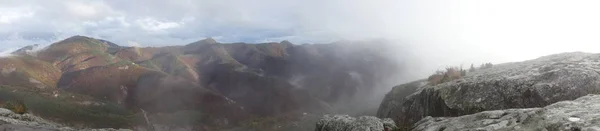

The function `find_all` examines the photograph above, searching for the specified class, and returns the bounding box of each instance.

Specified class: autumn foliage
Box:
[428,67,466,85]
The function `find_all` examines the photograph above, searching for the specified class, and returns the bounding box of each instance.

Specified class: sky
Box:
[2,0,600,78]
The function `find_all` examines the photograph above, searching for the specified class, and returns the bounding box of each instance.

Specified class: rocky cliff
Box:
[378,52,600,130]
[413,94,600,131]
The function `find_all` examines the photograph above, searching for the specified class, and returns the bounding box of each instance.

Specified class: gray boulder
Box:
[413,94,600,131]
[378,52,600,130]
[315,115,397,131]
[0,108,131,131]
[0,108,68,130]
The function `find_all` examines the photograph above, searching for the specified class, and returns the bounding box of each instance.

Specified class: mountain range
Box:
[0,35,402,130]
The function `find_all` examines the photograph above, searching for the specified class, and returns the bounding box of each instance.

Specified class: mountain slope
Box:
[0,56,62,89]
[57,62,158,104]
[1,35,404,130]
[137,53,199,82]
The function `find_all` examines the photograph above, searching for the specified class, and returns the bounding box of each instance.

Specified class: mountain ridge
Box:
[1,35,403,130]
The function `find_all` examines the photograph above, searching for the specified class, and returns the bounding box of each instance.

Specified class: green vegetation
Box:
[112,59,134,66]
[254,44,275,56]
[0,85,134,128]
[56,55,69,63]
[242,116,280,129]
[237,114,320,131]
[144,110,208,127]
[249,43,287,57]
[137,55,193,77]
[81,37,107,50]
[137,61,160,70]
[89,49,116,63]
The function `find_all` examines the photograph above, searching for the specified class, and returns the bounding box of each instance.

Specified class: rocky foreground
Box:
[0,108,129,131]
[378,52,600,129]
[414,94,600,131]
[315,115,398,131]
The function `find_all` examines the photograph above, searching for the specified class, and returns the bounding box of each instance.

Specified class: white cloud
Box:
[0,47,17,57]
[0,6,35,24]
[135,18,181,31]
[126,41,141,47]
[65,2,98,18]
[62,0,118,20]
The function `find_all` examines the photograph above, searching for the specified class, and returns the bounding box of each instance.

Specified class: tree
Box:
[469,64,476,72]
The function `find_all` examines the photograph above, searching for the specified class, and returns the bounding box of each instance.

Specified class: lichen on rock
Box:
[0,108,131,131]
[413,94,600,131]
[378,52,600,129]
[315,115,397,131]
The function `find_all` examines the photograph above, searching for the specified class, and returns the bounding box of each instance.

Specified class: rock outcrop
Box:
[413,94,600,131]
[378,52,600,129]
[315,115,397,131]
[0,108,130,131]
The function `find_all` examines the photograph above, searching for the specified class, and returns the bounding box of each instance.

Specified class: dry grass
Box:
[427,67,467,85]
[2,100,28,114]
[428,63,493,85]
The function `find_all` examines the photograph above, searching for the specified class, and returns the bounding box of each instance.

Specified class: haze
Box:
[1,0,600,79]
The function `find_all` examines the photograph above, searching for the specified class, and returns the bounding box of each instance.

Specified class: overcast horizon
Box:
[3,0,600,79]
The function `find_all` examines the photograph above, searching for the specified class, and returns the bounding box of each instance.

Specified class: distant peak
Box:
[49,35,114,50]
[55,35,96,45]
[187,37,218,46]
[11,44,41,55]
[65,35,91,40]
[280,40,293,45]
[98,39,120,47]
[199,37,217,44]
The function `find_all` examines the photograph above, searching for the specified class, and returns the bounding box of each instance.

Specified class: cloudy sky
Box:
[2,0,600,77]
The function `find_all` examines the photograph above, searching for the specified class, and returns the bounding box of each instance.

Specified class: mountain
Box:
[378,52,600,130]
[35,36,123,72]
[0,35,403,130]
[11,44,40,56]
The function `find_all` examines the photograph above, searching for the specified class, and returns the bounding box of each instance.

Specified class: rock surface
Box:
[315,115,397,131]
[413,94,600,131]
[0,108,130,131]
[378,52,600,129]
